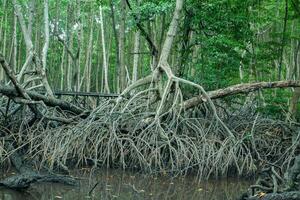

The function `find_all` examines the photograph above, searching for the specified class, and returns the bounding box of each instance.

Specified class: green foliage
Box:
[1,0,300,120]
[258,89,292,119]
[181,0,255,89]
[132,0,172,21]
[127,0,173,29]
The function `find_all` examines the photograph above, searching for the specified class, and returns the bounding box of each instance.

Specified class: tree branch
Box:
[183,81,300,109]
[0,84,86,116]
[125,0,159,57]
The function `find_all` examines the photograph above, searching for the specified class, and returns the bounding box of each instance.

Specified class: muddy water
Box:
[0,169,252,200]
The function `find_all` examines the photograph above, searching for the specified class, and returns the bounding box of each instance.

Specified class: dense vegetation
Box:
[1,0,300,199]
[1,0,300,118]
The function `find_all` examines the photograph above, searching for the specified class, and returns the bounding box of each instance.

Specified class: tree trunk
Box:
[110,0,120,93]
[132,30,140,83]
[80,15,94,92]
[75,0,82,91]
[41,0,50,71]
[67,32,74,90]
[12,0,34,80]
[12,0,53,97]
[158,0,183,66]
[60,47,65,91]
[183,81,300,110]
[119,0,127,91]
[11,13,18,72]
[27,0,35,49]
[287,36,300,121]
[99,5,110,93]
[278,0,289,80]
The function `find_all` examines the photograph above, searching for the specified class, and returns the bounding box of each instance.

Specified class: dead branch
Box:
[184,81,300,109]
[0,84,86,116]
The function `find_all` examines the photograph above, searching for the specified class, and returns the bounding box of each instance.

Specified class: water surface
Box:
[0,169,251,200]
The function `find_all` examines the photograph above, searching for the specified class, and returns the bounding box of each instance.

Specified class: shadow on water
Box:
[0,169,252,200]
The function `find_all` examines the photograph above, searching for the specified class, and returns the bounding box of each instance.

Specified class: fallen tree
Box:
[183,80,300,109]
[0,143,78,190]
[0,84,85,116]
[1,81,300,118]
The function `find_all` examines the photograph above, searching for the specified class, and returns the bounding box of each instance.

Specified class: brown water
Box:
[0,169,252,200]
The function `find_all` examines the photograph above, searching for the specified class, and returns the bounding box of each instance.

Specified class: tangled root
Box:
[1,65,299,179]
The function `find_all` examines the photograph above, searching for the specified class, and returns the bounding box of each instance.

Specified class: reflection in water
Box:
[0,169,252,200]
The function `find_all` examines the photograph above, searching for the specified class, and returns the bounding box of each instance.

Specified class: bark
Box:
[183,81,300,109]
[11,13,17,71]
[1,7,7,58]
[0,0,7,81]
[278,0,289,80]
[239,51,246,82]
[96,29,101,93]
[158,0,184,66]
[0,0,6,43]
[177,11,193,77]
[12,0,53,97]
[0,85,85,116]
[287,41,300,121]
[80,15,94,92]
[60,47,66,90]
[158,14,166,55]
[12,0,33,54]
[39,0,54,97]
[27,0,34,46]
[76,0,82,91]
[33,55,54,97]
[132,30,140,83]
[66,30,74,91]
[99,5,110,93]
[119,0,127,91]
[42,0,50,71]
[287,21,296,80]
